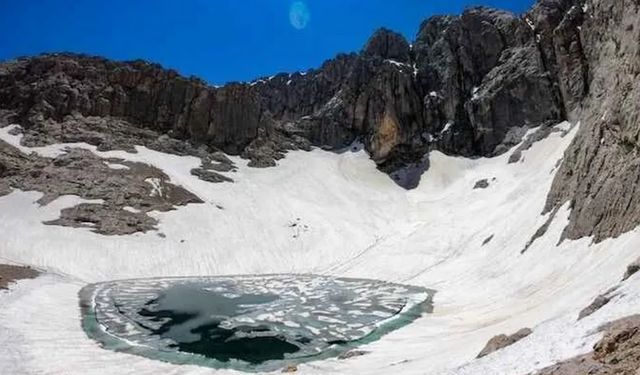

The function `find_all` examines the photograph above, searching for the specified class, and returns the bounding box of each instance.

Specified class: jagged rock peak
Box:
[361,27,411,63]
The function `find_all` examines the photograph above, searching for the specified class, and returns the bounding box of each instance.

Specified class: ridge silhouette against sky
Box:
[0,0,534,85]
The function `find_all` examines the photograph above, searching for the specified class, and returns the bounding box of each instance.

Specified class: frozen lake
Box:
[80,275,434,372]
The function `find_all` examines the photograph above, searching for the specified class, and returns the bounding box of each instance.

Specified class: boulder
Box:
[477,328,533,358]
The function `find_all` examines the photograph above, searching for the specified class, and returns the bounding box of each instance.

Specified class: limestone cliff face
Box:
[248,5,577,176]
[545,0,640,242]
[0,1,584,183]
[0,56,274,156]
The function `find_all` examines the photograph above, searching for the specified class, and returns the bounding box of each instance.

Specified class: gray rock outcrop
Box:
[623,258,640,281]
[477,328,533,358]
[473,179,489,189]
[579,293,614,320]
[0,139,203,235]
[0,264,39,290]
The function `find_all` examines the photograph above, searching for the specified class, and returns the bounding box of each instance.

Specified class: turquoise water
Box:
[80,275,434,372]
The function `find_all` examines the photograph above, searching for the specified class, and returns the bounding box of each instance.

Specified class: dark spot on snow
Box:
[338,349,369,360]
[521,206,559,254]
[623,259,640,281]
[473,179,489,189]
[578,288,618,320]
[482,235,494,246]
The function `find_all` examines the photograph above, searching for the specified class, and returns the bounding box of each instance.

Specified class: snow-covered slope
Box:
[1,121,639,375]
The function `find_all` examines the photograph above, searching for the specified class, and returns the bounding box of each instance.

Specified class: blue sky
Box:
[0,0,534,86]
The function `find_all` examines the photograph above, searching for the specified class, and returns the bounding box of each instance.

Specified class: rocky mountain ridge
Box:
[1,0,640,243]
[0,0,585,183]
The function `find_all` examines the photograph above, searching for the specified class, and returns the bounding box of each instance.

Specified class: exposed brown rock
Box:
[579,293,615,321]
[477,328,533,358]
[281,364,297,373]
[338,350,369,360]
[535,315,640,375]
[0,264,39,290]
[44,203,158,236]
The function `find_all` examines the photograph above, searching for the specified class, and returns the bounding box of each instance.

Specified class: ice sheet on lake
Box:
[80,275,433,371]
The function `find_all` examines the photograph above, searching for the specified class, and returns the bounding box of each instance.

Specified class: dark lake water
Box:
[137,286,299,363]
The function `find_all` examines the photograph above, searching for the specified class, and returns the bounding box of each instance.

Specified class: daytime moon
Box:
[289,1,310,30]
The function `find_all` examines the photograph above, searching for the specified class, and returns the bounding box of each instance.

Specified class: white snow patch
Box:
[385,59,411,70]
[249,79,266,86]
[104,162,129,170]
[525,17,535,30]
[324,94,343,111]
[471,87,481,100]
[145,178,163,197]
[0,125,77,158]
[554,121,573,132]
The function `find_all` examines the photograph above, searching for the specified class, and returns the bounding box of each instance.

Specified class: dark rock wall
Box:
[545,0,640,242]
[0,56,272,155]
[250,5,575,168]
[0,1,583,177]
